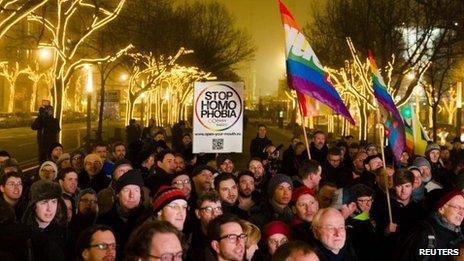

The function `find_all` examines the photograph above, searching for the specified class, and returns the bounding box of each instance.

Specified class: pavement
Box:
[0,121,295,174]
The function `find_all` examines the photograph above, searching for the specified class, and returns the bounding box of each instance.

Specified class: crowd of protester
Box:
[1,120,464,261]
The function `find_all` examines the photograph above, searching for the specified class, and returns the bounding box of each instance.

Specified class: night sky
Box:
[216,0,325,96]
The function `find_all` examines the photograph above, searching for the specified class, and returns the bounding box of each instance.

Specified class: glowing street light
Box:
[38,47,52,61]
[119,72,128,82]
[457,82,462,137]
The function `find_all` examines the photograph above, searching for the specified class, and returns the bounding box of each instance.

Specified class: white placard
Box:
[193,81,244,153]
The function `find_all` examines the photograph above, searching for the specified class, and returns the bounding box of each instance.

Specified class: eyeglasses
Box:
[318,225,346,233]
[219,233,247,244]
[446,204,464,212]
[199,206,222,214]
[149,251,183,261]
[80,198,98,205]
[172,179,191,187]
[5,182,22,188]
[268,237,288,246]
[166,203,188,212]
[89,243,117,250]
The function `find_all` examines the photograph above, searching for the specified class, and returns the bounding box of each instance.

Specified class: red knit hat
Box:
[291,186,316,204]
[434,190,464,211]
[152,186,187,214]
[264,221,290,240]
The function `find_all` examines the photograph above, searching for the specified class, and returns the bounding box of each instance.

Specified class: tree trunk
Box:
[359,101,368,142]
[432,104,438,142]
[7,83,14,113]
[97,73,105,142]
[30,81,39,112]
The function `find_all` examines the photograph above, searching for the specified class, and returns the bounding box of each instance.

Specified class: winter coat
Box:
[309,142,328,165]
[78,170,111,193]
[250,135,272,160]
[249,199,293,230]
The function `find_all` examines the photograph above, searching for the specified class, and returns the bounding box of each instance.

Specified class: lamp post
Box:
[456,82,462,138]
[140,80,145,127]
[85,65,93,143]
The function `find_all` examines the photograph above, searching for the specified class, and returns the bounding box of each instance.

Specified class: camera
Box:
[39,105,53,117]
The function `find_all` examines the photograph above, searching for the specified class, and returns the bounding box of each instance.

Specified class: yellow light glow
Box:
[38,48,52,61]
[120,72,128,82]
[407,72,415,80]
[85,64,93,93]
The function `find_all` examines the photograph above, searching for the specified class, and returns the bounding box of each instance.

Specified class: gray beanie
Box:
[267,174,293,196]
[425,143,440,155]
[412,157,431,170]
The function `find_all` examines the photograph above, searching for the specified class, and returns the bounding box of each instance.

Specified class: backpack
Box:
[394,220,437,261]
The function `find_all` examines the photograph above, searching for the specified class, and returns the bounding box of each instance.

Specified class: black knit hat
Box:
[114,169,144,194]
[48,142,63,154]
[112,158,133,174]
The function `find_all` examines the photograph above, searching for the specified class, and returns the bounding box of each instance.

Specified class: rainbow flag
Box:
[278,0,355,125]
[368,51,405,161]
[297,92,319,116]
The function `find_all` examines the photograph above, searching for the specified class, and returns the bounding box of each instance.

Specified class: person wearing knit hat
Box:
[291,186,319,244]
[152,186,187,231]
[250,174,294,229]
[48,142,63,162]
[264,220,291,255]
[396,190,464,260]
[425,143,453,189]
[216,153,235,174]
[70,150,85,173]
[56,152,71,171]
[38,161,58,181]
[412,156,444,193]
[96,159,133,215]
[111,169,144,213]
[97,170,146,247]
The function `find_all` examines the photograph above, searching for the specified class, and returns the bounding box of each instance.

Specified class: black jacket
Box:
[250,136,272,160]
[78,170,111,193]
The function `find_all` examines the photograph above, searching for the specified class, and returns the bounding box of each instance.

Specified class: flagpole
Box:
[298,102,312,160]
[376,108,393,224]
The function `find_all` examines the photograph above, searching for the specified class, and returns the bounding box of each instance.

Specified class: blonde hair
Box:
[241,220,261,247]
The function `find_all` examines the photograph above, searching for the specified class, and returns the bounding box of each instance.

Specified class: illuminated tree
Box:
[123,48,191,125]
[27,0,127,127]
[0,0,48,38]
[307,0,463,109]
[0,61,29,113]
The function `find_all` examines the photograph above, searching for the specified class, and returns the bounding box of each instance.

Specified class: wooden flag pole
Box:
[298,102,312,159]
[376,108,393,224]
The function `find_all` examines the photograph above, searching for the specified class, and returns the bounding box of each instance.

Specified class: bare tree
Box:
[27,0,127,128]
[0,0,48,37]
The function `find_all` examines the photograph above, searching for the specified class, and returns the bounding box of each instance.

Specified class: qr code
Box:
[212,139,224,150]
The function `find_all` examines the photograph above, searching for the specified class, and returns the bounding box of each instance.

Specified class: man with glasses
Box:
[187,193,223,260]
[75,224,116,261]
[397,190,464,260]
[152,186,188,231]
[311,208,358,260]
[0,171,26,220]
[208,214,247,261]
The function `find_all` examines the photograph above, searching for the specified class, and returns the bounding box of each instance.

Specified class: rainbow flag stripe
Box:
[368,51,406,161]
[279,0,355,125]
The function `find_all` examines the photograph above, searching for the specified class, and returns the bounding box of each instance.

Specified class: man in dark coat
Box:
[321,147,351,188]
[309,131,328,164]
[31,104,60,163]
[396,190,464,260]
[78,153,110,193]
[250,124,272,160]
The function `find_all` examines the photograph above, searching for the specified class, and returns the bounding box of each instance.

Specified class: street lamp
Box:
[85,64,93,143]
[140,80,145,126]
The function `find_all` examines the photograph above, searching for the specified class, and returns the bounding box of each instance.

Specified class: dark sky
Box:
[215,0,325,98]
